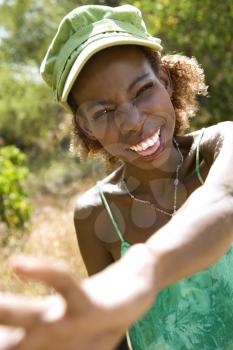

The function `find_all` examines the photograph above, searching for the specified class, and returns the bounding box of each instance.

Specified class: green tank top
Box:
[98,131,233,349]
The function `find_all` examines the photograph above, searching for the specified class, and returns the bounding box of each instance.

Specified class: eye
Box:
[135,81,155,99]
[93,108,115,120]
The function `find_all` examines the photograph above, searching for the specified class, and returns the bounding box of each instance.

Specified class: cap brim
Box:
[61,34,162,104]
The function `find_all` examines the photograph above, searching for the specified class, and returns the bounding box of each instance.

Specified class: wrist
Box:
[121,243,163,296]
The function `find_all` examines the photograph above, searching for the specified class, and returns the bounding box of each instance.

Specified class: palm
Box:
[0,246,157,350]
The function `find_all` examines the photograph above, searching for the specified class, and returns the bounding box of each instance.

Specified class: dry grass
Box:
[0,178,95,296]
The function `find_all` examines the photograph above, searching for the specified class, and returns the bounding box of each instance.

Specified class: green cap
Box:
[40,4,163,111]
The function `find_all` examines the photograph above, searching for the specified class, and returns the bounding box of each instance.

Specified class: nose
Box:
[115,101,143,133]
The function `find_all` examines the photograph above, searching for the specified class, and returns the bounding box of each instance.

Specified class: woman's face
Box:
[72,45,176,169]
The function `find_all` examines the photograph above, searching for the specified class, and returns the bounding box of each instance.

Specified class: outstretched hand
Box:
[0,244,158,350]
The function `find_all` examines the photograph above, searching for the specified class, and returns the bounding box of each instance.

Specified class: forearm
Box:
[146,185,233,291]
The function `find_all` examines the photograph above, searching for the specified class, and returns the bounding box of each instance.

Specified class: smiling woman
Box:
[0,4,232,350]
[68,46,207,163]
[70,45,178,167]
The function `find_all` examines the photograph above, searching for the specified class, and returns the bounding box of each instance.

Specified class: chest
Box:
[98,160,209,261]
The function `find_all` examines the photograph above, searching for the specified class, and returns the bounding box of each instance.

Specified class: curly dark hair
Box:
[68,47,208,163]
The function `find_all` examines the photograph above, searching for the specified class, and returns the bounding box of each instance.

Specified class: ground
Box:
[0,180,94,296]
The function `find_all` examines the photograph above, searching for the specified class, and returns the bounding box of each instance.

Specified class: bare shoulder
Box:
[200,121,233,142]
[200,121,233,160]
[73,184,102,223]
[73,183,114,276]
[193,121,233,188]
[73,165,123,275]
[187,121,232,140]
[186,121,233,165]
[73,163,123,222]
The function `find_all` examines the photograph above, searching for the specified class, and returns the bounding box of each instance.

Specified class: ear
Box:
[75,113,97,141]
[158,66,173,97]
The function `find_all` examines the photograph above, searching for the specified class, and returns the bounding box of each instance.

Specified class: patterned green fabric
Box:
[122,242,233,350]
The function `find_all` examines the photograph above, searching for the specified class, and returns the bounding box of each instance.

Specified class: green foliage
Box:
[0,0,121,66]
[0,66,65,152]
[0,146,32,228]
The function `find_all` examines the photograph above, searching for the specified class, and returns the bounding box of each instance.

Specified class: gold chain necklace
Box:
[121,138,184,217]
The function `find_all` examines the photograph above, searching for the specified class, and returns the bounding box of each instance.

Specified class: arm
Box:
[147,184,233,290]
[146,121,233,289]
[74,195,129,350]
[73,192,114,276]
[201,121,233,188]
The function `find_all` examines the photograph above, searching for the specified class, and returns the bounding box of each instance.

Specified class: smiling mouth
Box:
[128,127,162,157]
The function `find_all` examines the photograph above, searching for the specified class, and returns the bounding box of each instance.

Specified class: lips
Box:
[129,128,161,152]
[126,126,165,161]
[127,127,161,150]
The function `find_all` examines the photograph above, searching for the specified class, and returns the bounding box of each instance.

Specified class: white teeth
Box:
[130,128,161,152]
[153,133,159,143]
[137,144,144,152]
[147,138,154,147]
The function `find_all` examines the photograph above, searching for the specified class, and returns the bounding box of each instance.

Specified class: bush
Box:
[0,145,32,228]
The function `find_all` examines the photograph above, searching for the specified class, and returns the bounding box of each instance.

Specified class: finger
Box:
[6,328,45,350]
[10,256,91,310]
[0,326,24,350]
[0,294,43,328]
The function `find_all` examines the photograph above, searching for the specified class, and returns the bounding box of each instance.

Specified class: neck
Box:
[121,140,183,199]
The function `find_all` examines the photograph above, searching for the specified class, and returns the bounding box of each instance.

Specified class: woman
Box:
[0,4,232,350]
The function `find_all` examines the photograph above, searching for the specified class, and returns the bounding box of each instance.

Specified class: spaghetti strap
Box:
[195,128,205,185]
[97,181,125,243]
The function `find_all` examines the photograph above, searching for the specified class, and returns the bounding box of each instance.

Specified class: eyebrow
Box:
[85,72,150,111]
[86,99,112,111]
[127,73,150,92]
